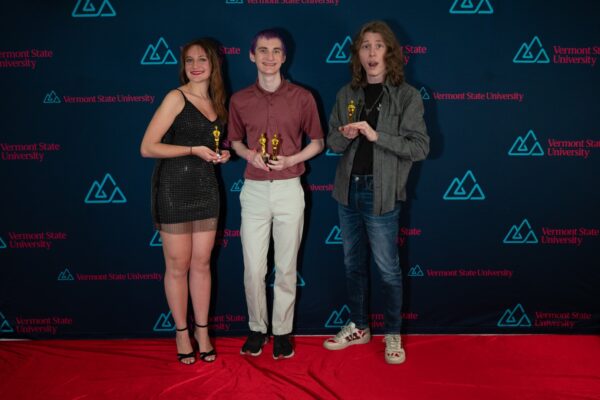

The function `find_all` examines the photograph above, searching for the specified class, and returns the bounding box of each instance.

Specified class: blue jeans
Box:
[338,175,403,334]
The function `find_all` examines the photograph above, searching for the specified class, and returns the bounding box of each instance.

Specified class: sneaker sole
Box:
[240,348,262,356]
[240,338,268,357]
[273,350,295,360]
[323,336,371,351]
[385,355,406,364]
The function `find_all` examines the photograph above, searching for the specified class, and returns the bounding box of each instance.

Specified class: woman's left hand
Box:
[347,121,378,142]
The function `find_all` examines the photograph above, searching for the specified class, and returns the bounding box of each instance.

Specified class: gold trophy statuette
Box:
[212,125,221,156]
[270,133,280,161]
[347,100,356,123]
[259,132,269,163]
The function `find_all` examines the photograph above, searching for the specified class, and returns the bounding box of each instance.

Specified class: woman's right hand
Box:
[191,146,220,163]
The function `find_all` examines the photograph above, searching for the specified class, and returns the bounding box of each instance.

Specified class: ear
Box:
[281,54,286,64]
[249,51,256,64]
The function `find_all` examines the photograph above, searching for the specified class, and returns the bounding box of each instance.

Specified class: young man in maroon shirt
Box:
[228,29,324,359]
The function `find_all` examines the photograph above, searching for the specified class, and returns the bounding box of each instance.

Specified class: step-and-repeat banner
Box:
[1,1,599,339]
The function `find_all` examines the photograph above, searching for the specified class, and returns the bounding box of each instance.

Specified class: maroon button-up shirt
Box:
[228,79,323,180]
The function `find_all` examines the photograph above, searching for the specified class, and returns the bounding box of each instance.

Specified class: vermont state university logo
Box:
[153,311,176,332]
[141,38,177,65]
[503,219,538,244]
[449,0,493,14]
[408,265,424,277]
[0,312,14,333]
[84,173,127,204]
[230,179,244,192]
[58,268,75,281]
[326,36,352,64]
[72,0,116,17]
[513,36,550,64]
[497,304,532,327]
[325,225,343,244]
[508,130,544,156]
[149,231,162,247]
[419,87,430,100]
[443,170,485,200]
[325,305,351,328]
[43,90,61,104]
[0,236,6,250]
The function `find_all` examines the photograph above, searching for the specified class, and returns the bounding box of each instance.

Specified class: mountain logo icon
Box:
[326,36,352,63]
[503,219,538,244]
[513,36,550,64]
[443,170,485,200]
[324,305,351,328]
[449,0,494,14]
[141,37,177,65]
[72,0,116,17]
[497,304,532,327]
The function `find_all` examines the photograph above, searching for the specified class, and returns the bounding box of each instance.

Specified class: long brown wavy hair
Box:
[179,38,228,121]
[350,21,405,89]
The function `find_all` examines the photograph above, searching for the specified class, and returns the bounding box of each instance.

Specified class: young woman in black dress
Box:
[140,38,230,364]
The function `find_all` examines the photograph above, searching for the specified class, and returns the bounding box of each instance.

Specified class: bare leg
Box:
[161,231,194,364]
[190,229,217,361]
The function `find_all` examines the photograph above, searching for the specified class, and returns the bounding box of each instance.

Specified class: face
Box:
[250,37,286,76]
[184,45,211,83]
[358,32,387,84]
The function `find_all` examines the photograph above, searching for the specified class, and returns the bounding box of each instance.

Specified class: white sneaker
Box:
[384,334,406,364]
[323,322,371,350]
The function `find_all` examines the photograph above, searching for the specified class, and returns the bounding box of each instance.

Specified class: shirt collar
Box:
[253,76,288,97]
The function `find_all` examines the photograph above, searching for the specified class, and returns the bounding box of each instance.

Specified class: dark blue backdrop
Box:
[1,0,599,339]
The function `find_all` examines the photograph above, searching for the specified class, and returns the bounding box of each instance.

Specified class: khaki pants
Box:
[240,178,305,335]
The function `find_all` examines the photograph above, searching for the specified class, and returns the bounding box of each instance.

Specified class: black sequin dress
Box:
[151,90,220,233]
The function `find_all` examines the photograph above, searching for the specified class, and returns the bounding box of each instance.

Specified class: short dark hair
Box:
[250,29,287,55]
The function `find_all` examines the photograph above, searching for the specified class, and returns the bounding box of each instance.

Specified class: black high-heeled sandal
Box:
[175,326,196,365]
[195,323,216,363]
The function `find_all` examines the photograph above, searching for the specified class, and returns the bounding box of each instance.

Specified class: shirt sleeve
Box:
[301,91,324,140]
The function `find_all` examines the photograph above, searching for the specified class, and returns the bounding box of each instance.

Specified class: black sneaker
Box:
[273,334,294,359]
[240,331,268,356]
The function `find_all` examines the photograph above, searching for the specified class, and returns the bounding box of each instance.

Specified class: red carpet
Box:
[1,335,599,400]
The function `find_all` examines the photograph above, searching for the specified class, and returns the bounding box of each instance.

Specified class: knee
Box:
[190,255,211,273]
[380,268,403,286]
[164,256,191,278]
[244,268,266,287]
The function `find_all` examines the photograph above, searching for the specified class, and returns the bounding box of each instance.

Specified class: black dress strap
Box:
[175,88,188,102]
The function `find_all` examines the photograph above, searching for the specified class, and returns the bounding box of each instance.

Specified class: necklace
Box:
[364,90,384,116]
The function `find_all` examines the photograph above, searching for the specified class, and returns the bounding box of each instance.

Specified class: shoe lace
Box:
[335,323,356,340]
[385,335,402,352]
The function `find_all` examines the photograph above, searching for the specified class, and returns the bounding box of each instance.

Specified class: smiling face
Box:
[250,37,286,77]
[358,32,387,84]
[184,45,211,83]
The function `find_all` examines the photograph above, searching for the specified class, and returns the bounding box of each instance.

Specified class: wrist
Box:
[246,150,256,162]
[288,154,297,167]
